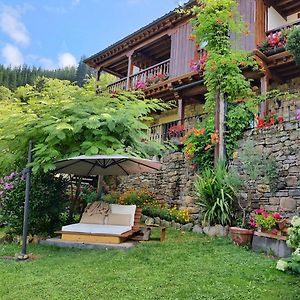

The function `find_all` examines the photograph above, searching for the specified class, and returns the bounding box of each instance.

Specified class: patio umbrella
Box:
[53,154,161,176]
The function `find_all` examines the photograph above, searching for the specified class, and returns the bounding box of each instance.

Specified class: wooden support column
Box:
[256,0,267,46]
[126,50,134,90]
[214,90,226,165]
[178,99,184,124]
[260,75,269,115]
[95,67,102,94]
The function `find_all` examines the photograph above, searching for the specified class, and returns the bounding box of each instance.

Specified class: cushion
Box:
[110,204,136,226]
[62,223,131,235]
[106,213,132,226]
[80,213,105,224]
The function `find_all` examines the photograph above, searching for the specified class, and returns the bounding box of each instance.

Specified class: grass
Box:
[0,229,299,300]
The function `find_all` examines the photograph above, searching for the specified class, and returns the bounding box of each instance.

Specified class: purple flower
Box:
[297,110,300,121]
[4,183,14,190]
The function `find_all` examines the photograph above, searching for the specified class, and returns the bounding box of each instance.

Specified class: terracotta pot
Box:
[229,227,254,246]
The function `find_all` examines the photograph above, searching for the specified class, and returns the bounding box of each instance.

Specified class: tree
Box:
[0,78,170,174]
[75,56,94,87]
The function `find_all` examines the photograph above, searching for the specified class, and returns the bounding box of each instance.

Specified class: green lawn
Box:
[0,229,299,300]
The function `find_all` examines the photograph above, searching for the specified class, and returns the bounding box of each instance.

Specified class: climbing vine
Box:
[180,0,259,167]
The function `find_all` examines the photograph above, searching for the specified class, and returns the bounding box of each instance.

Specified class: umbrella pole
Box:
[96,175,103,200]
[19,140,33,260]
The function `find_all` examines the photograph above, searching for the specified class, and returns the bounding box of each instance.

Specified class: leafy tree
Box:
[0,78,170,174]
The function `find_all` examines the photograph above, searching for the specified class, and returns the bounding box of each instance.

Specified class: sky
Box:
[0,0,184,69]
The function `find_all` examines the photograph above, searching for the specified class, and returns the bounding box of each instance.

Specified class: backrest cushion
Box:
[110,204,136,226]
[106,213,132,226]
[80,213,105,224]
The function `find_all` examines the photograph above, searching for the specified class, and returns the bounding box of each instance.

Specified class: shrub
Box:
[287,216,300,250]
[286,27,300,65]
[104,189,192,224]
[194,160,242,225]
[0,172,68,235]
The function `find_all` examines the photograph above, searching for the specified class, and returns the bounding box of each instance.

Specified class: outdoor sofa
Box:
[56,202,142,244]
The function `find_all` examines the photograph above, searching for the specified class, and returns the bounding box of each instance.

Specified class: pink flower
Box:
[297,110,300,121]
[271,229,279,235]
[271,213,281,219]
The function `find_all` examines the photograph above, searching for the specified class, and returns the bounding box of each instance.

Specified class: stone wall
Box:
[118,121,300,221]
[232,120,300,216]
[118,152,200,221]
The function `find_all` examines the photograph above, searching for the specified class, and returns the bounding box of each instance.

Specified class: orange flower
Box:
[205,144,212,151]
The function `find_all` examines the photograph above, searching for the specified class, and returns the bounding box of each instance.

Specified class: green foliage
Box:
[104,189,192,224]
[277,248,300,275]
[194,160,242,225]
[188,0,257,110]
[286,27,300,65]
[183,116,215,170]
[239,140,279,191]
[182,0,258,167]
[0,77,170,174]
[0,173,68,235]
[225,103,254,158]
[287,216,300,250]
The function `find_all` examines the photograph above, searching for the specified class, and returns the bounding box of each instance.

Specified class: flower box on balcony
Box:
[263,46,286,56]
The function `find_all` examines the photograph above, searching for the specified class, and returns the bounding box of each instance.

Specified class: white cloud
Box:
[0,6,30,46]
[58,52,77,68]
[2,44,24,67]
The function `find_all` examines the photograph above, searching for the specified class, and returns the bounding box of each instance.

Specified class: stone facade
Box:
[118,151,200,220]
[232,120,300,216]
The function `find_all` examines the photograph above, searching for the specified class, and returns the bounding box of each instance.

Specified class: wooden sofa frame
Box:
[55,208,142,244]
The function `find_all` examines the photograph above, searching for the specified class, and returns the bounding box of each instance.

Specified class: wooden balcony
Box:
[255,19,300,82]
[148,113,207,143]
[107,59,170,93]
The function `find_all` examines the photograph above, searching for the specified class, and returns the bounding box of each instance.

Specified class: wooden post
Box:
[95,68,102,94]
[178,99,184,123]
[260,75,269,115]
[214,90,226,165]
[126,51,134,90]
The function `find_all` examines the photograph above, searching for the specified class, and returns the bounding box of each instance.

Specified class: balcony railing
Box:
[259,91,300,123]
[267,19,300,35]
[148,114,207,143]
[107,59,170,92]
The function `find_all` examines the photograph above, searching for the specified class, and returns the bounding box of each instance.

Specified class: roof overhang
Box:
[84,0,195,69]
[264,0,300,19]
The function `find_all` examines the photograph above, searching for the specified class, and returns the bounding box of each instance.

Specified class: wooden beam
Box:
[102,67,124,78]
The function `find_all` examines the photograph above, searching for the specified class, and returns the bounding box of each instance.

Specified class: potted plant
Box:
[229,191,255,246]
[286,26,300,65]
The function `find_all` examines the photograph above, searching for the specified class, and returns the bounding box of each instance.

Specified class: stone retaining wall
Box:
[118,120,300,220]
[232,120,300,216]
[118,152,200,221]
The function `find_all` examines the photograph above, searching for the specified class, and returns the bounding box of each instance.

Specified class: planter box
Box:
[263,46,286,56]
[252,231,292,258]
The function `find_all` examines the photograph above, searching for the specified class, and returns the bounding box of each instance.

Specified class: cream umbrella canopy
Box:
[53,154,161,176]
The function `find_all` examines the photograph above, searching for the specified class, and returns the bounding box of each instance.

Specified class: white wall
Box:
[287,12,299,23]
[268,7,287,30]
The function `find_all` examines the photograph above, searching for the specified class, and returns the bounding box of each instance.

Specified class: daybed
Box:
[56,202,142,244]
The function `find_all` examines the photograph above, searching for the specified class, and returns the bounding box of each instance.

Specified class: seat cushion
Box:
[106,213,132,226]
[61,223,131,235]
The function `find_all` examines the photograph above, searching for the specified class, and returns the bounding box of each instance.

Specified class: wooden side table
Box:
[132,225,166,242]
